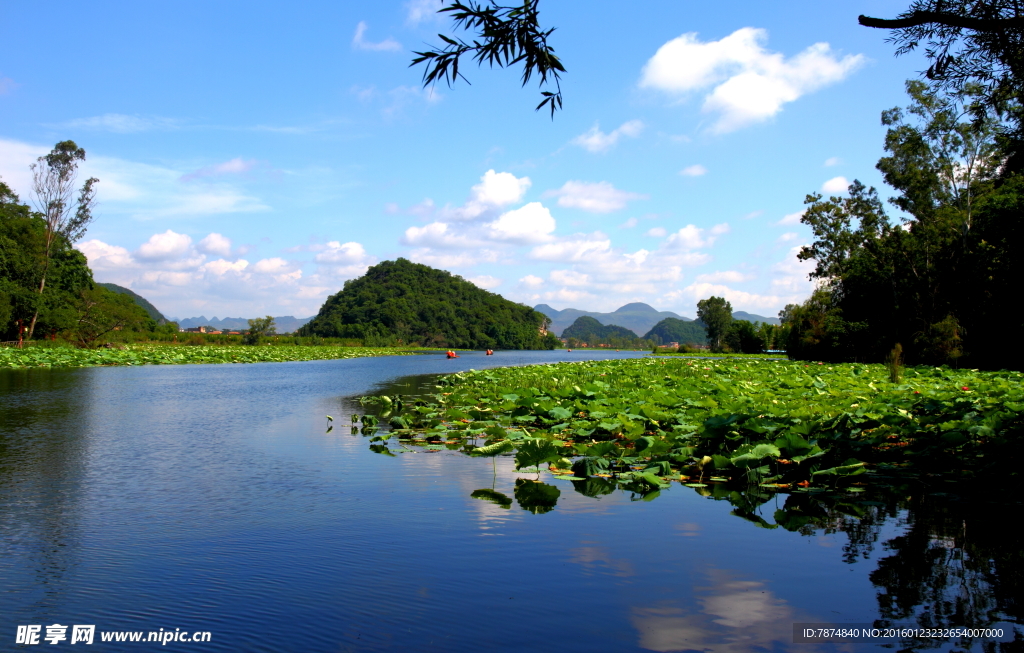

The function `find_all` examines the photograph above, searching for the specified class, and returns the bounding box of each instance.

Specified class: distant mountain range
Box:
[535,302,779,336]
[169,315,314,333]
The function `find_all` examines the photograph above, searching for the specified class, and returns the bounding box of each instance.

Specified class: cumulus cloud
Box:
[136,230,193,261]
[544,180,646,213]
[443,169,531,220]
[518,274,545,289]
[488,202,556,243]
[663,223,729,250]
[352,21,402,51]
[646,227,668,237]
[197,233,232,257]
[571,120,644,153]
[467,275,502,290]
[680,164,708,177]
[77,230,375,318]
[821,176,850,193]
[639,27,864,133]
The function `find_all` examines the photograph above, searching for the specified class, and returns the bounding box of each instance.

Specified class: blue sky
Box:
[0,1,923,319]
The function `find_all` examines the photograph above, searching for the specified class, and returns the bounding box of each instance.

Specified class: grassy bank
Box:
[0,343,418,369]
[359,357,1023,492]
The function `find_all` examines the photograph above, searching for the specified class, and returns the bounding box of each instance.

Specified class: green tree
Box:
[724,319,763,353]
[1,178,94,341]
[71,286,155,347]
[28,141,99,339]
[696,296,732,352]
[244,316,277,345]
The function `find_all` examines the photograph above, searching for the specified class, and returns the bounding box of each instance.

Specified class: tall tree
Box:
[28,141,99,339]
[696,296,732,352]
[411,0,565,116]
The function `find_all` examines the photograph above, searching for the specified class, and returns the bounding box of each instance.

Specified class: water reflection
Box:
[632,571,805,653]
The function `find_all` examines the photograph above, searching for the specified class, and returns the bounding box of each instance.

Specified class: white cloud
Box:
[488,202,556,244]
[518,275,545,289]
[777,210,804,226]
[181,158,261,182]
[571,120,644,153]
[136,230,193,261]
[352,21,402,52]
[777,232,800,243]
[531,233,613,262]
[639,27,864,133]
[696,270,754,284]
[824,156,841,167]
[405,0,443,24]
[78,230,375,318]
[0,75,17,95]
[443,169,531,220]
[821,176,849,193]
[545,180,646,213]
[663,223,729,250]
[61,113,180,133]
[467,275,502,290]
[314,241,371,266]
[197,233,232,257]
[402,221,481,249]
[680,164,708,177]
[646,227,667,237]
[619,217,638,229]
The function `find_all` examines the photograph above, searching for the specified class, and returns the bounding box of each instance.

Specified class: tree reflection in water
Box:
[680,481,1022,651]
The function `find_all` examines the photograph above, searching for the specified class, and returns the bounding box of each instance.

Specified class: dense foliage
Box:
[300,258,559,349]
[357,358,1022,494]
[1,178,152,344]
[787,81,1023,369]
[560,316,644,347]
[0,344,411,369]
[643,317,707,346]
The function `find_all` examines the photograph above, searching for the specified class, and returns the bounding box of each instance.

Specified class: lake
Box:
[1,351,1019,651]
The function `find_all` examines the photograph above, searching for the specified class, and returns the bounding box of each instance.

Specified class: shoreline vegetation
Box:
[0,343,423,369]
[356,357,1023,494]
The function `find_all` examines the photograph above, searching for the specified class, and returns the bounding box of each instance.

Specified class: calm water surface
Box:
[1,351,1019,651]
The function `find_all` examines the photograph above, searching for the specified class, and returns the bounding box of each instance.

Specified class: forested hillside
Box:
[99,283,167,323]
[300,258,559,349]
[643,318,707,346]
[561,316,642,345]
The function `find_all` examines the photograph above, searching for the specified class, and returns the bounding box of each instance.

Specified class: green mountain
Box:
[98,283,167,324]
[643,318,707,345]
[535,302,693,336]
[561,316,644,344]
[300,258,558,349]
